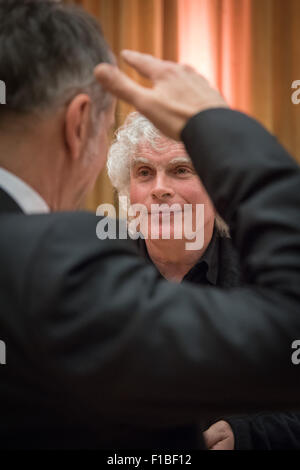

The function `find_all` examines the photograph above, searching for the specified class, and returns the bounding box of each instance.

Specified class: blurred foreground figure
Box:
[0,0,300,449]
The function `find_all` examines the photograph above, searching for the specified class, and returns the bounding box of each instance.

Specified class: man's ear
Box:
[64,94,92,161]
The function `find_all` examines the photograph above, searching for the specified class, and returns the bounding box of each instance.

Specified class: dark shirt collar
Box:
[182,227,219,285]
[136,226,220,286]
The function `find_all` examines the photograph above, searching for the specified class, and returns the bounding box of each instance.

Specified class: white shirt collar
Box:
[0,167,50,214]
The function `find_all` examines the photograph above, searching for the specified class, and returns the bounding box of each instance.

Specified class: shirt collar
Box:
[136,226,220,285]
[188,227,219,285]
[0,167,50,214]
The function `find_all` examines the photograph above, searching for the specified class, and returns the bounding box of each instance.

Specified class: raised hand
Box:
[94,50,227,140]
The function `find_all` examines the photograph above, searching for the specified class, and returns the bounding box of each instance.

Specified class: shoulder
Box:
[0,210,140,274]
[0,210,98,238]
[218,235,244,287]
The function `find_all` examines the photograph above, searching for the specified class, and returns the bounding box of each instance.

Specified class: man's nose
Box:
[151,175,175,200]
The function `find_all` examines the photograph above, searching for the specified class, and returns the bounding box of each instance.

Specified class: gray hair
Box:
[0,0,113,129]
[107,112,230,237]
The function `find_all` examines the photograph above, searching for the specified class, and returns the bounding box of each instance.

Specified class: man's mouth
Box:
[148,204,184,215]
[150,209,183,215]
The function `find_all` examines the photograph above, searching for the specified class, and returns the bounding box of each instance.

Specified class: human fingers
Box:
[121,50,173,80]
[94,63,148,107]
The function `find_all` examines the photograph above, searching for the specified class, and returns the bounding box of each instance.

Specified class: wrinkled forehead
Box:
[133,137,191,164]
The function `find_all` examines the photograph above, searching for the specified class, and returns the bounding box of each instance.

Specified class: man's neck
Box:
[0,110,78,211]
[145,221,215,282]
[145,239,207,283]
[0,126,74,211]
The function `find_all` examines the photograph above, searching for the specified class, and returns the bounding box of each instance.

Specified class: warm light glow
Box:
[178,0,252,110]
[178,0,218,87]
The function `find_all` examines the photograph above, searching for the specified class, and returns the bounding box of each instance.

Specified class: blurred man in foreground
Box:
[0,0,300,449]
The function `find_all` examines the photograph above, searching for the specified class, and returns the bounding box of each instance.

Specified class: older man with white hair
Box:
[108,112,241,287]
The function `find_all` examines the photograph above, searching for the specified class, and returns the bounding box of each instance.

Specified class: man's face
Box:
[129,138,215,242]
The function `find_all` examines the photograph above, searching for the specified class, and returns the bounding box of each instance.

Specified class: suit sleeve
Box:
[226,412,300,449]
[28,108,300,426]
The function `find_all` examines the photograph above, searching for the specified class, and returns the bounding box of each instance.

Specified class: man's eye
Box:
[137,168,151,177]
[174,167,190,175]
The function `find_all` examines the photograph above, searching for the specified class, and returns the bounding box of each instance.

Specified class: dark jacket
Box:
[138,229,300,449]
[0,108,300,449]
[227,412,300,450]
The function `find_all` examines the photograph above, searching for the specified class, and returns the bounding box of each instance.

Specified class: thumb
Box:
[203,427,220,449]
[94,63,146,107]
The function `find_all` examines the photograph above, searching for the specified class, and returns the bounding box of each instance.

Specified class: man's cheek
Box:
[130,185,144,205]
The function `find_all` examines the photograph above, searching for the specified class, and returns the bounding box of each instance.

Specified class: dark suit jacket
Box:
[0,108,300,449]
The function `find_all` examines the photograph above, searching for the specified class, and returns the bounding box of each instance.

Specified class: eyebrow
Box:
[167,157,192,165]
[131,157,151,168]
[130,156,192,168]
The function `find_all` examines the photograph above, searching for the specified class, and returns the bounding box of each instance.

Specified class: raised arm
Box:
[26,53,300,425]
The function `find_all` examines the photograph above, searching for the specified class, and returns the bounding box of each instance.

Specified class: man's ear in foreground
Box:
[64,94,92,162]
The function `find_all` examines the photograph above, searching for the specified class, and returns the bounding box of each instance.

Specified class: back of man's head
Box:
[0,0,113,125]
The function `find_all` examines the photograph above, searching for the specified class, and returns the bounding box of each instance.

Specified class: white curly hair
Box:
[107,112,229,237]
